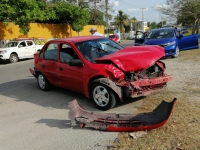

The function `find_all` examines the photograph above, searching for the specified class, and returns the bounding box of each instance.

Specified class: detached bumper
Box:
[68,98,177,132]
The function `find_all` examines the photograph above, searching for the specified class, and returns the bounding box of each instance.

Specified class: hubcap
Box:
[38,75,45,89]
[93,86,109,107]
[176,47,179,56]
[11,56,17,62]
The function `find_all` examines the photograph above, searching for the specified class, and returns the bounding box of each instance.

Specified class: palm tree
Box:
[114,10,129,34]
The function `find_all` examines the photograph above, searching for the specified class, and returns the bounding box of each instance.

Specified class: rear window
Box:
[109,35,115,38]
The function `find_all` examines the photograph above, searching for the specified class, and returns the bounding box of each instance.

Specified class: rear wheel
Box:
[91,83,117,110]
[172,46,180,58]
[37,72,50,91]
[9,54,19,63]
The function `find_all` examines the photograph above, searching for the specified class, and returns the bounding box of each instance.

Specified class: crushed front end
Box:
[115,60,172,98]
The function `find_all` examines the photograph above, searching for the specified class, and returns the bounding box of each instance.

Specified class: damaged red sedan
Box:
[30,36,172,110]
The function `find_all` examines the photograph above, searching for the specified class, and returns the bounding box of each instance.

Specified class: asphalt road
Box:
[0,40,141,150]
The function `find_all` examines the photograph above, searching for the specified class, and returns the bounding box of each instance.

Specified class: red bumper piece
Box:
[68,98,177,132]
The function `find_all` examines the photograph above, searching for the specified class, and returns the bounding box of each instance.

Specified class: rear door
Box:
[135,31,145,46]
[39,42,59,85]
[178,34,199,50]
[27,40,36,57]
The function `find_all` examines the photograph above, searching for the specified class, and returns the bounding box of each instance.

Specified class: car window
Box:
[19,41,27,47]
[109,35,115,38]
[3,42,18,48]
[75,38,123,62]
[147,29,174,39]
[59,43,79,64]
[44,43,58,61]
[136,32,144,39]
[27,41,33,46]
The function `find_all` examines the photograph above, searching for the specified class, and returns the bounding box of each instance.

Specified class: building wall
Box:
[0,22,104,41]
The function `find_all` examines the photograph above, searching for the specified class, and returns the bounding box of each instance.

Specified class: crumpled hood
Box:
[95,45,165,72]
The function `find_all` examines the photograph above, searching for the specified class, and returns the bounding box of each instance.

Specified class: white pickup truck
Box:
[0,38,45,63]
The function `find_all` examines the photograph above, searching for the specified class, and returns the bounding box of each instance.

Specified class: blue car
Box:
[135,28,199,58]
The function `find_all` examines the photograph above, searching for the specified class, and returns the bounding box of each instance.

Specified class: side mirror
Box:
[18,45,23,48]
[69,59,84,67]
[179,34,183,39]
[37,49,41,52]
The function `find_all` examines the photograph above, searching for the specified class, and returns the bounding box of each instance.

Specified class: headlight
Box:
[166,41,175,46]
[0,50,8,54]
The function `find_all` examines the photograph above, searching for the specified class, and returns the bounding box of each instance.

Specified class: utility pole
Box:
[141,8,146,31]
[105,0,108,36]
[77,0,78,6]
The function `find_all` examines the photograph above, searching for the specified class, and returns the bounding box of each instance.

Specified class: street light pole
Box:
[105,0,108,36]
[141,8,146,32]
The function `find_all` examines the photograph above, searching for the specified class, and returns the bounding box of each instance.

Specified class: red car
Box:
[30,36,172,110]
[109,34,120,43]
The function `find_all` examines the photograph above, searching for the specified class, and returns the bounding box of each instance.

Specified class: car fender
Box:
[92,78,123,101]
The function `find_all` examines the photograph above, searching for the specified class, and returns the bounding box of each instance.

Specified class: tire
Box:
[9,54,19,63]
[90,83,117,110]
[37,72,50,91]
[172,46,180,58]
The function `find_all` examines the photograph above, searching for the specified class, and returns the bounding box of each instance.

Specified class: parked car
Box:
[180,28,188,34]
[30,36,172,110]
[0,38,45,63]
[109,34,120,43]
[135,28,199,58]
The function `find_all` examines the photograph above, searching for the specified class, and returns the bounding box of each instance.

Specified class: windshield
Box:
[3,42,19,48]
[75,38,123,62]
[147,29,174,39]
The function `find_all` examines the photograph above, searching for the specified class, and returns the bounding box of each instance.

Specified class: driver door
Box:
[57,43,84,94]
[134,31,146,46]
[17,41,28,58]
[178,34,199,50]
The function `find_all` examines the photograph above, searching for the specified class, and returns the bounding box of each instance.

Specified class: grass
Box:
[111,46,200,150]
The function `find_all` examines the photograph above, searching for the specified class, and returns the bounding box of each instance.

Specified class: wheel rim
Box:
[38,74,45,89]
[11,55,17,62]
[93,85,109,107]
[175,47,179,56]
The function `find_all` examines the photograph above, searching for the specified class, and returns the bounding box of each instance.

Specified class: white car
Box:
[0,39,44,63]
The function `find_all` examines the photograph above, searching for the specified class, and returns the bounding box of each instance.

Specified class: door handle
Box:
[58,67,63,71]
[42,64,45,68]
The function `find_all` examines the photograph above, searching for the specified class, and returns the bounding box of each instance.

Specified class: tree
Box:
[0,0,90,34]
[114,10,129,33]
[155,0,200,34]
[0,0,55,34]
[50,1,90,32]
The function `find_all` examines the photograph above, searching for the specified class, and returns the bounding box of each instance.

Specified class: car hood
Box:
[0,47,15,51]
[95,45,165,72]
[145,37,175,45]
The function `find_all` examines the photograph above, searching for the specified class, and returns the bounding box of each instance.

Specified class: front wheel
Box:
[9,54,19,63]
[37,72,50,91]
[172,46,180,58]
[90,83,117,110]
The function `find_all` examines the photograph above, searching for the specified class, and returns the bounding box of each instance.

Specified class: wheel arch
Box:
[10,52,19,58]
[88,77,123,101]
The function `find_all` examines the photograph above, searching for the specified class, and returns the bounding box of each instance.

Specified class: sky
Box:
[109,0,167,23]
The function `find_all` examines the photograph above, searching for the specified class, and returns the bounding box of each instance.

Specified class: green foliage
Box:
[0,0,90,34]
[114,10,129,33]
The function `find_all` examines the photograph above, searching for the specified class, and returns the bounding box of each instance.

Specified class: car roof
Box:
[50,36,105,43]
